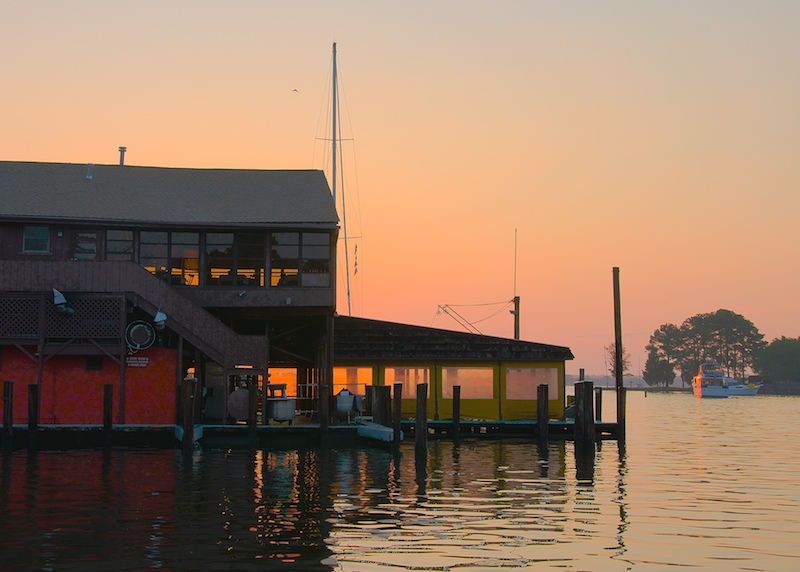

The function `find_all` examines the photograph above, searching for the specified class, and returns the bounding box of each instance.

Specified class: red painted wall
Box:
[0,346,176,424]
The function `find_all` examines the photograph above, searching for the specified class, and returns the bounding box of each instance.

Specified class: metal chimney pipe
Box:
[119,146,127,166]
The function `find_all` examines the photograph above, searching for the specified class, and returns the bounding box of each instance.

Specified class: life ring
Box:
[125,320,157,352]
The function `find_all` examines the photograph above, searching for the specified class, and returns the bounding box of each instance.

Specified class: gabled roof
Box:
[334,316,574,362]
[0,161,338,227]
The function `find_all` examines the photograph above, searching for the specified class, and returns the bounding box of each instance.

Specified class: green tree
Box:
[645,309,765,384]
[754,337,800,383]
[642,349,675,387]
[604,342,631,378]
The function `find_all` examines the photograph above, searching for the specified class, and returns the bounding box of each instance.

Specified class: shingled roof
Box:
[0,161,338,227]
[334,316,574,362]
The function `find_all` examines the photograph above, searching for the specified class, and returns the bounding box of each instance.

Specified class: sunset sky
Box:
[2,2,798,377]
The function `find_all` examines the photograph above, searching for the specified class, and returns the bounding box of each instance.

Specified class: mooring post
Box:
[452,385,461,438]
[415,383,428,451]
[182,377,198,454]
[613,267,626,439]
[537,383,549,440]
[594,387,603,422]
[374,386,392,427]
[574,381,595,443]
[392,382,402,444]
[28,384,40,439]
[364,385,374,417]
[3,380,13,448]
[248,382,258,440]
[103,384,113,446]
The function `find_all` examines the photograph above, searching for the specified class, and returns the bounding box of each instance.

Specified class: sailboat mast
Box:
[331,42,352,315]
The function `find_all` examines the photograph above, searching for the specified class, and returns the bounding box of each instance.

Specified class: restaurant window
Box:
[139,231,199,285]
[301,232,331,287]
[106,230,134,261]
[205,232,265,286]
[506,367,558,400]
[384,366,431,399]
[139,231,169,279]
[23,226,50,254]
[170,232,200,286]
[72,231,97,261]
[442,366,495,399]
[271,232,331,287]
[332,367,372,396]
[271,232,299,286]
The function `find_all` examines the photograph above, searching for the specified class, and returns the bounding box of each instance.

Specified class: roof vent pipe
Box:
[119,146,127,166]
[86,163,94,180]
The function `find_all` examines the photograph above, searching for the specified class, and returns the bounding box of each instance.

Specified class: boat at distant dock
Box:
[692,360,762,398]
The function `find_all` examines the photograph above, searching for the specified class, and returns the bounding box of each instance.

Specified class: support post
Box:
[415,383,428,452]
[28,383,40,435]
[392,382,402,444]
[248,381,258,439]
[452,385,461,438]
[3,380,13,448]
[594,387,603,422]
[537,383,549,440]
[182,377,198,454]
[103,384,113,446]
[364,385,374,417]
[613,267,626,439]
[574,381,595,444]
[374,386,392,427]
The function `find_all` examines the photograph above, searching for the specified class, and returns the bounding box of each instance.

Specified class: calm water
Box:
[1,392,799,571]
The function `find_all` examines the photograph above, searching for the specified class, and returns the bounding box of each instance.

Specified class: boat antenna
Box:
[512,229,520,339]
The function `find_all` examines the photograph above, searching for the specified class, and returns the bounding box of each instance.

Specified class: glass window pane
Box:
[72,231,97,261]
[23,226,50,253]
[333,367,372,396]
[106,229,133,261]
[302,232,330,246]
[506,368,558,400]
[384,367,431,399]
[442,367,494,399]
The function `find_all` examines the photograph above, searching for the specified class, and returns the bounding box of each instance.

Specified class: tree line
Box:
[640,309,800,387]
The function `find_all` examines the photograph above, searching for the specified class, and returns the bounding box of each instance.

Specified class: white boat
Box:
[723,376,763,396]
[692,361,762,398]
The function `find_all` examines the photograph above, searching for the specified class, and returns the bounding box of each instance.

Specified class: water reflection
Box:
[4,394,799,571]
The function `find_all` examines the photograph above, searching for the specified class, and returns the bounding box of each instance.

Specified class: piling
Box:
[364,385,374,417]
[103,384,113,446]
[613,267,626,439]
[594,387,603,422]
[392,382,402,444]
[248,382,258,439]
[415,383,428,452]
[373,386,392,427]
[3,380,13,448]
[28,384,40,436]
[574,381,595,443]
[181,377,198,454]
[537,384,549,440]
[452,385,461,438]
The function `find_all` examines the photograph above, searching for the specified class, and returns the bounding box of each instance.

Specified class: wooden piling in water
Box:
[415,383,428,451]
[574,381,595,443]
[103,384,113,446]
[452,385,461,438]
[3,380,13,447]
[181,377,198,454]
[594,387,603,422]
[28,383,40,435]
[248,382,258,438]
[393,382,402,444]
[613,267,626,439]
[364,385,374,417]
[374,386,392,427]
[537,384,549,440]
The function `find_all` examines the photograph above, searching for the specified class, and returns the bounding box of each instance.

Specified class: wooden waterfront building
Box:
[332,316,574,421]
[0,159,575,430]
[0,160,338,425]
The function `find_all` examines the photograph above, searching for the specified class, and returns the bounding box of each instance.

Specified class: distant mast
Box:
[331,42,352,315]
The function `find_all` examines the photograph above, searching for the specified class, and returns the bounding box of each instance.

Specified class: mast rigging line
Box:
[434,298,516,334]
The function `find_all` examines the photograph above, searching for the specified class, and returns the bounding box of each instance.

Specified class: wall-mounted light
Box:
[154,309,167,330]
[52,288,76,316]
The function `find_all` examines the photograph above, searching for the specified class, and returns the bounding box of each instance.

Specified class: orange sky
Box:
[2,2,799,377]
